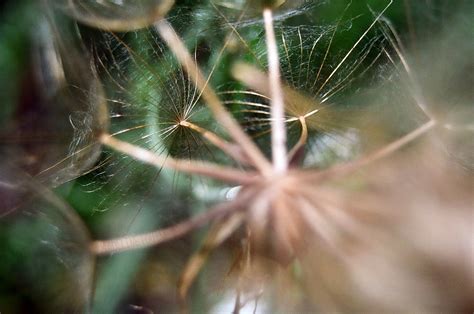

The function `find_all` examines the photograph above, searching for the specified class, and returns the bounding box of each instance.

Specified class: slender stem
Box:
[178,213,244,299]
[154,20,272,176]
[180,121,249,165]
[263,8,288,174]
[91,200,239,255]
[100,134,256,184]
[288,116,308,161]
[305,120,436,181]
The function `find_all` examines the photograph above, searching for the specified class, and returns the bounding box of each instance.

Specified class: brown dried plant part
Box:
[298,140,474,312]
[87,0,447,306]
[177,213,245,300]
[0,2,470,313]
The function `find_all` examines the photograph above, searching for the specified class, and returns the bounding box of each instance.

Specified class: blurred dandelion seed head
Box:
[0,0,472,313]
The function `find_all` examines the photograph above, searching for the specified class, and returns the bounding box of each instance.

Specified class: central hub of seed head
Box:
[239,171,307,265]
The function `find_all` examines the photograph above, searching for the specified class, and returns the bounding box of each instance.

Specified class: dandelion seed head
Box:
[3,0,471,312]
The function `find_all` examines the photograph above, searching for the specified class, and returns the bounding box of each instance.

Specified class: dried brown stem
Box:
[91,185,261,255]
[178,213,244,299]
[305,119,436,181]
[91,199,240,255]
[180,121,250,165]
[100,134,256,184]
[288,116,308,161]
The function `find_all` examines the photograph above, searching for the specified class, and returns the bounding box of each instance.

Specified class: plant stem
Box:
[288,116,308,161]
[100,134,256,184]
[263,8,288,174]
[90,200,240,255]
[178,213,244,299]
[180,121,249,165]
[305,119,436,181]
